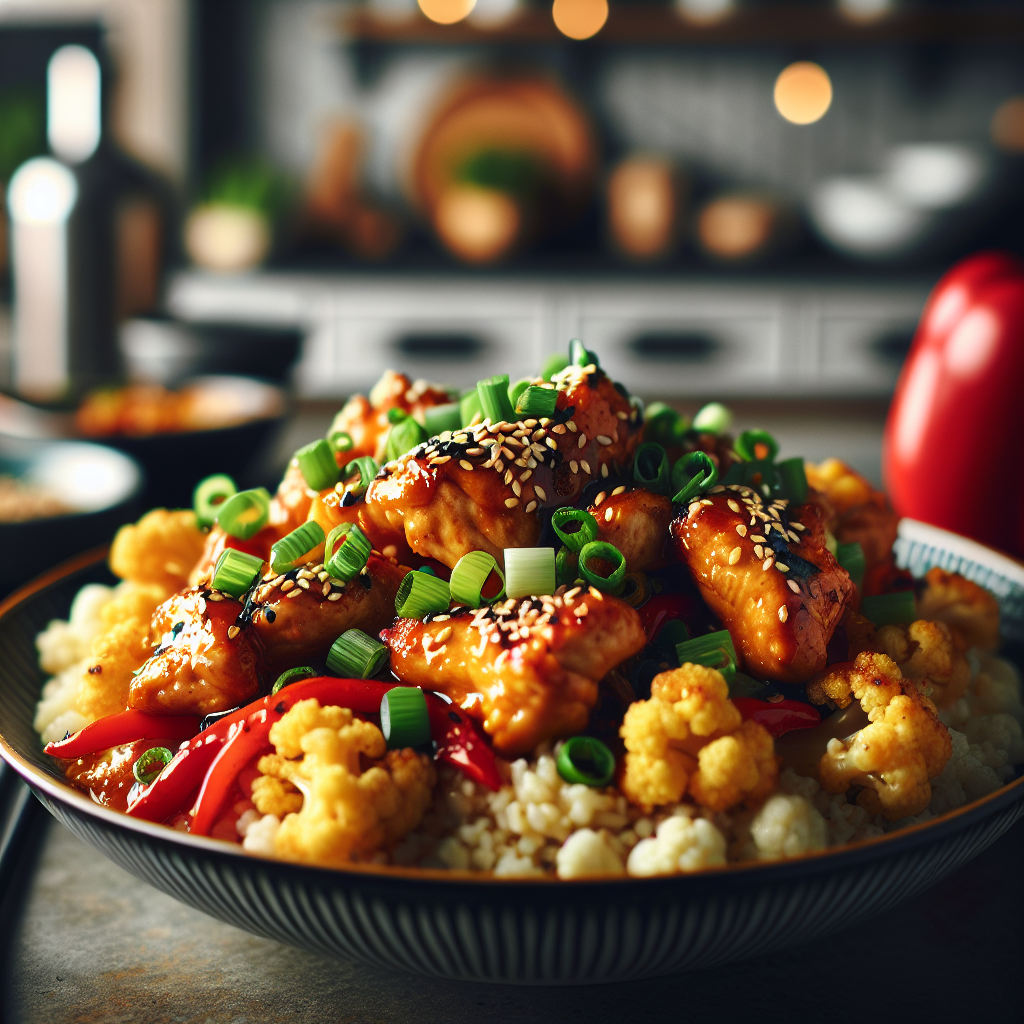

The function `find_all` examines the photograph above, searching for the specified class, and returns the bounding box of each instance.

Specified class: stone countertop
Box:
[2,813,1022,1024]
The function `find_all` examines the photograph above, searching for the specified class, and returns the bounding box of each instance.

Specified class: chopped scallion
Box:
[551,507,598,553]
[569,337,597,368]
[777,457,808,505]
[460,388,482,427]
[193,474,237,529]
[339,456,379,498]
[671,451,719,504]
[327,629,389,679]
[618,571,651,608]
[676,629,738,683]
[386,416,425,463]
[735,429,779,464]
[424,402,462,437]
[555,546,580,588]
[514,385,558,419]
[132,746,173,786]
[476,374,516,424]
[216,488,270,540]
[578,540,627,594]
[270,521,325,575]
[556,736,615,787]
[380,687,431,749]
[861,591,916,626]
[327,429,353,454]
[655,618,690,657]
[643,401,685,446]
[540,352,570,380]
[387,407,409,424]
[450,550,505,606]
[395,570,451,618]
[691,402,733,435]
[508,378,532,411]
[295,439,339,491]
[504,547,556,599]
[271,666,317,695]
[836,541,866,590]
[633,442,671,495]
[324,522,371,583]
[212,547,264,598]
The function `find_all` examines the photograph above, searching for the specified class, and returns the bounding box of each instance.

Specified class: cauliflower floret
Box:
[817,652,952,820]
[99,580,169,631]
[35,583,115,675]
[927,729,1003,814]
[77,617,154,720]
[915,567,1000,652]
[963,713,1024,767]
[621,664,778,812]
[251,699,436,866]
[109,508,206,590]
[972,654,1024,724]
[626,811,727,876]
[556,828,626,879]
[749,794,828,860]
[874,620,971,708]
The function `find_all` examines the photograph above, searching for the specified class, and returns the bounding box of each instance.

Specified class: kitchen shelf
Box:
[342,4,1024,46]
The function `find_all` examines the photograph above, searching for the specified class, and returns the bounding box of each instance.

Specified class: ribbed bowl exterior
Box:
[2,525,1023,984]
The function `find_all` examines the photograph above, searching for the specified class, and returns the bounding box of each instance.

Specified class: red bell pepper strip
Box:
[732,697,821,738]
[126,728,225,822]
[43,710,201,759]
[883,251,1024,556]
[425,695,502,792]
[637,593,703,645]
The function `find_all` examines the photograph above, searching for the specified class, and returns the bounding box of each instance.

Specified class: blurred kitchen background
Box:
[0,0,1021,539]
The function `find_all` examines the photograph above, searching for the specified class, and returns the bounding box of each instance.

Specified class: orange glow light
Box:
[991,96,1024,153]
[418,0,476,25]
[552,0,608,40]
[773,62,833,125]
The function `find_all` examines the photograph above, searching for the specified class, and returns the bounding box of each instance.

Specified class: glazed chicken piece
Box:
[129,587,263,717]
[671,484,855,683]
[805,459,898,596]
[363,362,641,569]
[381,586,647,756]
[248,551,407,674]
[330,370,453,463]
[589,485,673,573]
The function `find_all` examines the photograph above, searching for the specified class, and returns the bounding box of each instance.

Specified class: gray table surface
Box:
[2,809,1021,1024]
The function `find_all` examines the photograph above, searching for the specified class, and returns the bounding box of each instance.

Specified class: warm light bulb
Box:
[675,0,735,25]
[48,45,102,163]
[418,0,476,24]
[836,0,893,23]
[552,0,608,40]
[773,62,833,125]
[991,96,1024,153]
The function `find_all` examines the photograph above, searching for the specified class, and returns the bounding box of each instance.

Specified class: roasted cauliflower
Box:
[251,699,436,866]
[916,567,1000,652]
[874,619,971,708]
[109,508,206,591]
[620,663,778,812]
[815,652,952,820]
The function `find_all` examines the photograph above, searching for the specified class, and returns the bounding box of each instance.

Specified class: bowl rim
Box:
[2,538,1022,890]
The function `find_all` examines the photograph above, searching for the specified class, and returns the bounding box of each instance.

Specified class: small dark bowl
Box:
[0,437,141,597]
[0,521,1022,983]
[91,376,288,509]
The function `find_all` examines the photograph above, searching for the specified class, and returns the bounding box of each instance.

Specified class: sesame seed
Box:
[527,457,537,469]
[751,535,766,543]
[567,420,578,432]
[754,544,764,559]
[729,546,742,565]
[611,485,626,496]
[504,469,513,485]
[466,447,484,456]
[576,603,589,617]
[535,485,547,501]
[776,562,790,572]
[436,626,453,644]
[787,579,801,593]
[297,569,315,580]
[227,625,240,639]
[502,447,514,459]
[727,499,741,513]
[709,485,725,493]
[281,580,294,592]
[495,460,504,472]
[505,497,519,508]
[688,502,701,517]
[552,424,566,434]
[322,582,331,596]
[578,434,587,449]
[700,498,713,506]
[532,429,546,440]
[604,508,614,522]
[581,460,591,474]
[520,470,532,482]
[515,458,527,468]
[735,524,747,537]
[208,593,224,602]
[596,435,613,446]
[328,592,341,601]
[431,455,451,465]
[778,605,789,622]
[434,614,450,622]
[318,571,329,581]
[287,589,303,599]
[545,438,558,450]
[512,481,522,496]
[788,531,801,543]
[570,460,579,474]
[763,558,774,571]
[459,460,474,471]
[297,579,310,590]
[616,410,629,420]
[525,501,537,513]
[601,464,609,478]
[565,586,581,599]
[791,522,806,531]
[594,491,607,506]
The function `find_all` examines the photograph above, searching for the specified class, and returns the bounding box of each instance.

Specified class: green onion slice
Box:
[324,523,372,583]
[676,629,738,683]
[270,521,325,575]
[386,416,426,463]
[836,541,866,590]
[327,429,354,454]
[633,442,671,495]
[671,451,720,504]
[777,457,808,505]
[515,385,558,419]
[643,401,685,446]
[450,550,505,606]
[556,736,615,787]
[212,547,264,598]
[618,571,650,608]
[133,746,173,786]
[395,570,451,618]
[861,591,916,626]
[504,546,557,599]
[460,388,482,427]
[508,378,532,411]
[339,456,379,498]
[691,401,733,435]
[578,540,627,594]
[380,687,431,749]
[541,352,570,380]
[387,407,409,425]
[555,546,580,588]
[193,474,237,529]
[424,402,462,437]
[476,374,516,424]
[294,439,338,491]
[569,337,597,368]
[271,665,318,695]
[551,507,598,553]
[655,619,690,657]
[216,487,271,540]
[327,629,389,679]
[735,429,780,464]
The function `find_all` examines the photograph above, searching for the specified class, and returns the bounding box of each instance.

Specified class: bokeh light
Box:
[418,0,476,25]
[991,96,1024,153]
[836,0,893,24]
[675,0,735,25]
[774,61,833,125]
[552,0,608,40]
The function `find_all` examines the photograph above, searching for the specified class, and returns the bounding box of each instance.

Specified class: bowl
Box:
[0,437,141,597]
[0,521,1022,983]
